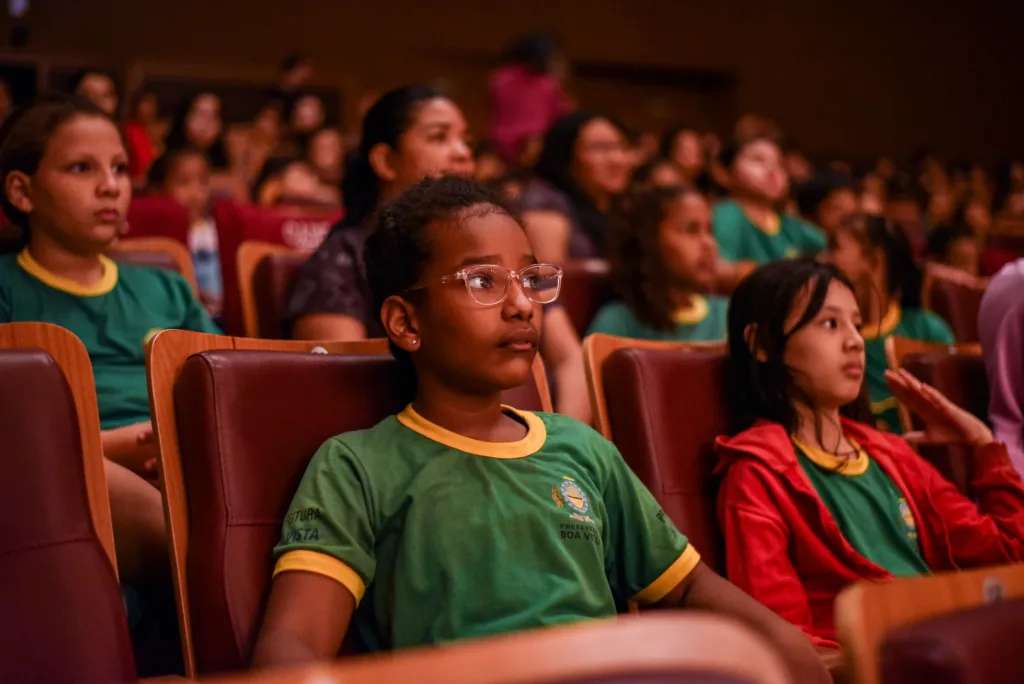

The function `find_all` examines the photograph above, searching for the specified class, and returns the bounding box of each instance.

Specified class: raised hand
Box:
[885,369,993,447]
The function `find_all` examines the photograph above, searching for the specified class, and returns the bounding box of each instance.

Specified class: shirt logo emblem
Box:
[898,498,918,540]
[553,476,593,523]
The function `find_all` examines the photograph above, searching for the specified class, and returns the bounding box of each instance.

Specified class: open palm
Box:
[885,369,993,446]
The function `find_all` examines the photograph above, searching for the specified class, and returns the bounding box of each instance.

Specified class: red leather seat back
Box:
[902,352,989,425]
[928,278,985,343]
[601,347,728,572]
[0,350,136,684]
[880,598,1024,684]
[172,349,545,674]
[126,195,191,243]
[901,352,988,494]
[174,351,405,674]
[560,260,614,336]
[212,200,339,335]
[109,248,184,274]
[254,253,306,339]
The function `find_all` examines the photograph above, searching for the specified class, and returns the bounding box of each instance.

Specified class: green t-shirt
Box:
[863,304,955,432]
[274,405,697,652]
[586,295,728,342]
[713,199,826,264]
[0,249,221,429]
[793,437,929,577]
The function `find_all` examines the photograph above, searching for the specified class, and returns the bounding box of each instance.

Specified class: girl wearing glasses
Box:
[285,85,591,422]
[588,185,728,342]
[253,176,830,684]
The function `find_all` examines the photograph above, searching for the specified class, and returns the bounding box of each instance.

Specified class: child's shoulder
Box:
[900,307,955,342]
[116,261,194,293]
[711,198,743,222]
[534,411,617,458]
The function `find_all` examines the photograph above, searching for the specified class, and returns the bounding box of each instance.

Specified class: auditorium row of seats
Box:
[2,319,1022,684]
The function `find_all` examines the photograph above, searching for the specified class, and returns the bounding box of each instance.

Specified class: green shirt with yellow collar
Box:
[0,249,221,429]
[863,303,955,433]
[586,294,728,342]
[793,436,929,576]
[274,405,697,652]
[713,199,826,264]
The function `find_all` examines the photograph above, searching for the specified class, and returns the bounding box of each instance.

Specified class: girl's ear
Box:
[5,171,34,216]
[368,142,398,184]
[743,323,769,362]
[380,295,421,353]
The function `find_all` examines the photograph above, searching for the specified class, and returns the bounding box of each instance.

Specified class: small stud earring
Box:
[410,338,419,347]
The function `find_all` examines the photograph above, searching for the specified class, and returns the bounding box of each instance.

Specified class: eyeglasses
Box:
[406,263,563,307]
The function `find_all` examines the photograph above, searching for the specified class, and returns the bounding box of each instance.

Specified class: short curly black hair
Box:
[363,175,521,376]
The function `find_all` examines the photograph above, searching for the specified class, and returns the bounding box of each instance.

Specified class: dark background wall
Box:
[3,0,1022,162]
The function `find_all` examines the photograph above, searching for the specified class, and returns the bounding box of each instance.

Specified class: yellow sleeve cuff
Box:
[273,550,366,605]
[632,544,701,605]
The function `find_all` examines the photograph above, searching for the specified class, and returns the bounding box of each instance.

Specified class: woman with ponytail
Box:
[827,214,954,431]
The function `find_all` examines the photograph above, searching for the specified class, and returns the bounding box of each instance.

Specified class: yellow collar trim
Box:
[397,404,546,459]
[17,248,118,296]
[862,302,902,340]
[743,208,781,236]
[793,436,869,476]
[672,294,709,325]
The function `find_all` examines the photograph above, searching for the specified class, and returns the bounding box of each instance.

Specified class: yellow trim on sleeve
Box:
[671,295,709,325]
[792,436,870,476]
[17,248,118,296]
[273,550,366,605]
[633,544,701,605]
[397,404,546,459]
[861,302,902,340]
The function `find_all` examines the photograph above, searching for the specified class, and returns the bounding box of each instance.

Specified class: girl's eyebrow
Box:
[457,255,501,267]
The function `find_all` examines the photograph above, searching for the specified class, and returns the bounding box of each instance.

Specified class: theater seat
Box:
[212,200,339,335]
[561,259,614,336]
[880,598,1024,684]
[148,330,551,676]
[125,194,191,243]
[196,614,790,684]
[107,235,199,295]
[922,264,988,343]
[836,561,1024,684]
[587,336,728,572]
[237,241,308,339]
[884,336,987,493]
[0,323,135,684]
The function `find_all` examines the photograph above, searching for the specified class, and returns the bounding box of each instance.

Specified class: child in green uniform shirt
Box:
[712,135,825,266]
[252,176,829,683]
[587,186,728,342]
[716,258,1024,649]
[0,95,220,639]
[828,214,954,431]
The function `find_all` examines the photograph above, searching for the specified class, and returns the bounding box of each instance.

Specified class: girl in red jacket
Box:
[716,256,1024,651]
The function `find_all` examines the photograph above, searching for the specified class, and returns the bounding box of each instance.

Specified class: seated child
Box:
[713,134,825,265]
[0,96,221,471]
[926,223,980,277]
[793,171,858,238]
[828,214,954,431]
[588,186,728,342]
[147,148,223,316]
[252,176,829,683]
[717,257,1024,649]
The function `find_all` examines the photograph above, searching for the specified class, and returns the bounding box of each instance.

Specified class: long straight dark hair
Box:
[726,257,873,437]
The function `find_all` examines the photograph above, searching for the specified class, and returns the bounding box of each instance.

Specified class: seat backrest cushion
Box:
[880,598,1024,684]
[929,278,984,343]
[601,348,728,571]
[254,253,306,339]
[560,262,615,336]
[175,350,406,673]
[0,350,135,683]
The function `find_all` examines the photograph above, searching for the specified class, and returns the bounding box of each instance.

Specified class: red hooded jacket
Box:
[715,419,1024,647]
